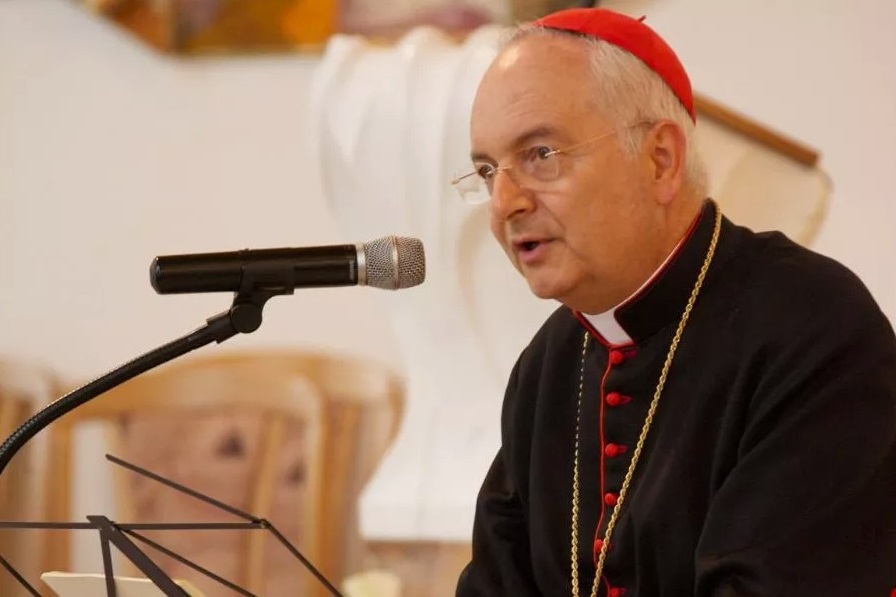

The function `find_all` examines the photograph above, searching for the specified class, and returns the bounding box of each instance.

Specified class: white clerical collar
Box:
[582,233,688,347]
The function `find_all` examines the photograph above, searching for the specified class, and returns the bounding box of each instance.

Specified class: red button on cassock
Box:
[604,443,628,458]
[605,392,632,407]
[608,588,627,597]
[609,350,625,365]
[604,492,619,506]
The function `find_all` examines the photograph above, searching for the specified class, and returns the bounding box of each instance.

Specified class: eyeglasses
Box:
[451,122,652,205]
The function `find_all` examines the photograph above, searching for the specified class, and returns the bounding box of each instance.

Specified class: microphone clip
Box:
[205,275,294,342]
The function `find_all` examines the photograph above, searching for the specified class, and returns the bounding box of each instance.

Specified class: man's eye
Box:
[523,146,554,162]
[475,164,496,180]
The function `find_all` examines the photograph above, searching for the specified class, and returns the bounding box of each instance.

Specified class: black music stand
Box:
[0,287,345,597]
[0,453,343,597]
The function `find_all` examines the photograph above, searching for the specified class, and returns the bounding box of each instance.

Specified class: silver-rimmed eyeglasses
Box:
[451,122,652,205]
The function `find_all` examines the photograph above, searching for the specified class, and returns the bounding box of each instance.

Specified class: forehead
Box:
[471,34,602,153]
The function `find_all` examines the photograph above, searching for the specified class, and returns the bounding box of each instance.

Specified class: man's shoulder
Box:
[740,228,868,300]
[729,225,892,337]
[532,304,582,344]
[514,305,583,369]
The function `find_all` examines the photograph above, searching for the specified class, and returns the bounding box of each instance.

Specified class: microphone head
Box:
[363,236,426,290]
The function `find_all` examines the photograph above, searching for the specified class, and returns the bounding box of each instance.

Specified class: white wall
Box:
[1,0,894,565]
[0,0,402,382]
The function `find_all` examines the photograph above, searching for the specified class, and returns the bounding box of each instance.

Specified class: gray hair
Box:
[501,25,709,197]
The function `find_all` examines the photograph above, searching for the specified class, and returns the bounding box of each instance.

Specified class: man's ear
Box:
[645,120,687,205]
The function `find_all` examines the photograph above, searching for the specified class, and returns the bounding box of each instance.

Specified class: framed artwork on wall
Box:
[73,0,566,54]
[74,0,599,54]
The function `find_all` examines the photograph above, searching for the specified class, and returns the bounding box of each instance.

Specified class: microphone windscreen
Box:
[363,236,426,290]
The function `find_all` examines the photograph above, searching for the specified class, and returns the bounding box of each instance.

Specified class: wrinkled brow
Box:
[470,125,557,162]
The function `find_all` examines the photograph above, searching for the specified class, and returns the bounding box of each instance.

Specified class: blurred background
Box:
[1,0,894,596]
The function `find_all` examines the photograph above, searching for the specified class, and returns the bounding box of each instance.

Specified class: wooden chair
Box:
[40,354,328,597]
[40,349,405,596]
[0,356,59,597]
[206,350,406,584]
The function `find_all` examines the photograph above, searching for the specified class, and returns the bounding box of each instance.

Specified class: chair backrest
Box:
[205,350,407,582]
[40,349,404,597]
[41,353,328,597]
[0,356,59,597]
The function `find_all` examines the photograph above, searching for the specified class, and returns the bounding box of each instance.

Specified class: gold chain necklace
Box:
[570,205,722,597]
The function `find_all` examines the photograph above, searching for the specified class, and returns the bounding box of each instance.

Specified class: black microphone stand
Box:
[0,283,346,597]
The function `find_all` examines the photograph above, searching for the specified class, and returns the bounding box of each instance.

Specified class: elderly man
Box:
[453,7,896,597]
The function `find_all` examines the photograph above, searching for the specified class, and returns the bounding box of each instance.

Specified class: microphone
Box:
[150,235,425,294]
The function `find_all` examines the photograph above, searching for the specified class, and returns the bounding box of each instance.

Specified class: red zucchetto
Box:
[534,8,695,122]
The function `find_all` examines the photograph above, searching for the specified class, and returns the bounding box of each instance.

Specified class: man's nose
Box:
[490,168,534,221]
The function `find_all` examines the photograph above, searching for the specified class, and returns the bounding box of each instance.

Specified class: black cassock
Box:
[455,200,896,597]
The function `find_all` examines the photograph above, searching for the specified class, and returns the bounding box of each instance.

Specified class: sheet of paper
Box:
[41,572,206,597]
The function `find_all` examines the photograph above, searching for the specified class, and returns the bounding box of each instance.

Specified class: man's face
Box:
[470,35,660,314]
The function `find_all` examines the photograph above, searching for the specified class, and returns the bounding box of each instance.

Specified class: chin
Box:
[524,276,570,303]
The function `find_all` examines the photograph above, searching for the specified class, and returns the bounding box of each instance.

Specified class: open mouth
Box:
[515,239,550,260]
